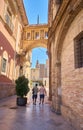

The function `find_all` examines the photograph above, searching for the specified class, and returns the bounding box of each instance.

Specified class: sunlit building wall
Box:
[31,68,39,81]
[48,0,83,129]
[0,0,28,98]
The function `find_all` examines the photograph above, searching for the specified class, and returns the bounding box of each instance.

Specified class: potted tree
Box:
[15,75,30,106]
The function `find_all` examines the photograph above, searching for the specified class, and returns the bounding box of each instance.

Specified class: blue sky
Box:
[23,0,48,68]
[31,48,48,68]
[23,0,48,24]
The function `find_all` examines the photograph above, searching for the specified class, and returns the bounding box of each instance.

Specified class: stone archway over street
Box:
[21,24,48,52]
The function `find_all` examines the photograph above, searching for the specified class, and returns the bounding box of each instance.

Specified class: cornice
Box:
[24,24,49,29]
[6,0,28,26]
[7,0,17,15]
[28,23,49,26]
[16,0,28,26]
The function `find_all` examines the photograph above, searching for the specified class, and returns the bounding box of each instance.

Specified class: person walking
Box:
[32,84,38,105]
[39,84,47,105]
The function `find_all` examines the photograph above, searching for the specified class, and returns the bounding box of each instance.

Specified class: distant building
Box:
[31,59,49,88]
[46,59,49,77]
[36,59,39,68]
[44,59,49,78]
[31,68,39,81]
[39,64,45,80]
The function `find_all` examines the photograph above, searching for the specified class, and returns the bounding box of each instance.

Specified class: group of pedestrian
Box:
[32,84,47,105]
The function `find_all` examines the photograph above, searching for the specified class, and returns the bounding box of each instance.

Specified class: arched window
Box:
[1,51,8,74]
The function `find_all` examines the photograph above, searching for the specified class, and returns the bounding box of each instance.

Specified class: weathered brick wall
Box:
[0,83,16,99]
[61,10,83,130]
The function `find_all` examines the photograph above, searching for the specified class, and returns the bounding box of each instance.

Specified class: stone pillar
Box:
[53,61,61,114]
[31,30,34,40]
[48,50,52,101]
[51,68,57,109]
[56,61,61,114]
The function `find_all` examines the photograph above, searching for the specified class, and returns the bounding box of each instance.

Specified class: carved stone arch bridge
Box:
[17,24,48,68]
[21,24,48,52]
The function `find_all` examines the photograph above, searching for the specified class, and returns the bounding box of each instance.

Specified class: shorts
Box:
[32,95,37,100]
[40,94,44,99]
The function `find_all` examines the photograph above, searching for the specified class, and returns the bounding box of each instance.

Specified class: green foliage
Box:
[15,75,30,97]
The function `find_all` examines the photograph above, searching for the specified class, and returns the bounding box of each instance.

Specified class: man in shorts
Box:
[32,84,38,105]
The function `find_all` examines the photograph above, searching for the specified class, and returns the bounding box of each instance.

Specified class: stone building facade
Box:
[31,68,40,82]
[48,0,83,130]
[31,59,49,88]
[0,0,29,98]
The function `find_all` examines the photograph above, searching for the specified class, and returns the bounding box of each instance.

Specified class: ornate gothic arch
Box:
[56,0,83,62]
[48,0,83,114]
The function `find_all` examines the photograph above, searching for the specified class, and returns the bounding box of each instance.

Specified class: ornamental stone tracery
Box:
[21,24,48,52]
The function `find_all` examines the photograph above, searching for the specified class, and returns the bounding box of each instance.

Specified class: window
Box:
[35,32,39,39]
[27,33,30,40]
[74,32,83,68]
[5,13,10,26]
[5,7,14,31]
[45,32,48,39]
[1,58,7,73]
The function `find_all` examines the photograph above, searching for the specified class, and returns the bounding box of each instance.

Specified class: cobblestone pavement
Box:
[0,95,75,130]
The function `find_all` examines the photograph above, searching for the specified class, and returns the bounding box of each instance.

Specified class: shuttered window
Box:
[1,58,7,73]
[74,32,83,68]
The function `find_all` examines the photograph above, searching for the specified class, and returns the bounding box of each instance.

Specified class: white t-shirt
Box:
[33,86,38,95]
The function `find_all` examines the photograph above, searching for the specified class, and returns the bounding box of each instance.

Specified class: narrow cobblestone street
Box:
[0,96,75,130]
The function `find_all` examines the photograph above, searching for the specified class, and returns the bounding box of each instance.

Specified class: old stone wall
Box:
[48,0,83,129]
[0,83,16,99]
[61,10,83,130]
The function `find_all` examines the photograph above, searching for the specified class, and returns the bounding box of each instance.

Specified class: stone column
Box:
[53,61,61,114]
[48,49,52,101]
[51,68,57,109]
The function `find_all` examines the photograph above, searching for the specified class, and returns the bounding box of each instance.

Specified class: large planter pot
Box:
[17,97,27,106]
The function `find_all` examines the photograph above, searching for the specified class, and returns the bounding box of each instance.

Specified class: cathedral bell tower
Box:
[36,60,39,68]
